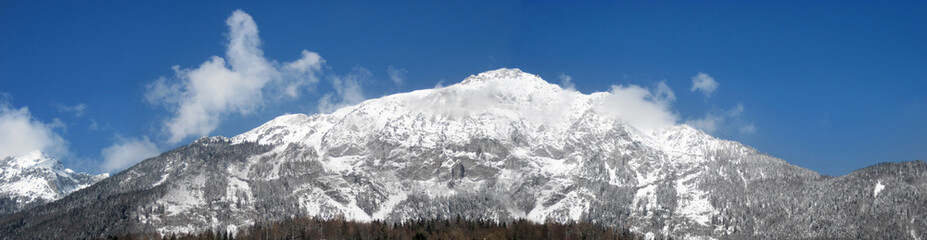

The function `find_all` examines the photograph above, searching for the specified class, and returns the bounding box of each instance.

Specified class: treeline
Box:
[109,217,642,240]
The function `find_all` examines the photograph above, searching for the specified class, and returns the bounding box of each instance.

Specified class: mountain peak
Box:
[8,69,926,240]
[440,68,573,112]
[0,151,56,169]
[459,68,547,86]
[0,151,107,215]
[236,68,688,152]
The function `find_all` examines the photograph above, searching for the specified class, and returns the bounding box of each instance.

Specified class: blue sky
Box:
[1,1,925,175]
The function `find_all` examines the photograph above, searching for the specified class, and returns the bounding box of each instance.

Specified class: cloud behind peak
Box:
[146,10,324,144]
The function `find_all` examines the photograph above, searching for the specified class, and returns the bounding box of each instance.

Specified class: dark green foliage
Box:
[107,217,641,240]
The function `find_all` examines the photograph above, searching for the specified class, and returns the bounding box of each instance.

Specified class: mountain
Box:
[0,151,107,215]
[1,68,925,239]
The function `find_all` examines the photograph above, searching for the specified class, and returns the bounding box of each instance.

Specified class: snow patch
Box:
[152,173,170,187]
[675,172,717,226]
[527,189,591,223]
[157,225,197,237]
[371,192,408,220]
[159,174,207,216]
[226,225,238,237]
[226,177,253,206]
[874,180,885,197]
[633,184,658,214]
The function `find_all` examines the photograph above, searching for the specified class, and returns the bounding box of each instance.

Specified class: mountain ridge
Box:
[1,68,924,239]
[0,151,107,215]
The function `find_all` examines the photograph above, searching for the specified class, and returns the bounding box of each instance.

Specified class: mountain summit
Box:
[0,151,106,215]
[1,69,925,239]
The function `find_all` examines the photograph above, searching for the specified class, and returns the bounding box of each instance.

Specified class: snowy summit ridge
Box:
[0,151,107,215]
[234,68,682,152]
[223,68,772,232]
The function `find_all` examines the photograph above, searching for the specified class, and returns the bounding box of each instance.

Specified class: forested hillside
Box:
[112,217,641,240]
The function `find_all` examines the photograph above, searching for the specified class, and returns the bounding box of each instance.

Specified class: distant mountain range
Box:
[1,69,924,239]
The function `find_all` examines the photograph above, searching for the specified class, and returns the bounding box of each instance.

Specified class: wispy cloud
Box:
[89,119,99,131]
[405,72,678,133]
[145,10,324,144]
[318,67,369,113]
[100,136,159,172]
[686,112,724,133]
[686,103,756,134]
[281,50,325,98]
[57,103,88,117]
[0,95,69,159]
[559,74,575,90]
[596,81,678,132]
[740,123,757,134]
[654,80,676,103]
[684,72,756,134]
[387,65,407,86]
[690,72,719,98]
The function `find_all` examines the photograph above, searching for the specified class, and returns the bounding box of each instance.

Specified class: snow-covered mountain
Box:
[1,69,925,239]
[0,151,107,215]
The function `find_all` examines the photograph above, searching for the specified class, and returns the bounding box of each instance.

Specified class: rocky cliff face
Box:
[0,151,107,215]
[1,69,924,239]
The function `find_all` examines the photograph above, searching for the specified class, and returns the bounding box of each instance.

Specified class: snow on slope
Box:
[228,69,741,225]
[0,151,107,214]
[4,68,926,240]
[234,68,697,154]
[84,68,792,238]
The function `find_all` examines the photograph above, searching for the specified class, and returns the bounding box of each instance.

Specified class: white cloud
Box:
[740,124,757,134]
[595,81,678,132]
[145,10,324,144]
[685,103,755,134]
[57,103,88,117]
[559,74,575,90]
[387,65,407,85]
[89,119,99,131]
[0,97,69,159]
[100,136,159,172]
[686,113,723,133]
[685,72,756,134]
[729,103,744,115]
[318,67,368,113]
[690,72,719,98]
[405,74,678,133]
[654,80,676,103]
[282,50,324,98]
